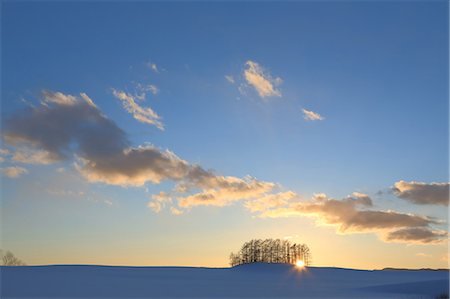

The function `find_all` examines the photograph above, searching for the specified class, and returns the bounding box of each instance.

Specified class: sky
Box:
[1,1,449,270]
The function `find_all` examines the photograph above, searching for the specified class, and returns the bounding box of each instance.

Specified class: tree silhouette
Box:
[1,250,26,266]
[229,238,311,266]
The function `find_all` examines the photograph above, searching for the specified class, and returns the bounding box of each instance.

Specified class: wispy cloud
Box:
[243,61,282,98]
[135,83,159,96]
[12,148,59,164]
[46,187,114,206]
[46,189,85,197]
[41,90,78,106]
[147,191,172,213]
[147,85,159,95]
[170,207,183,215]
[225,75,235,84]
[0,149,10,156]
[146,62,159,73]
[2,166,28,178]
[244,191,297,212]
[415,252,432,258]
[177,176,275,208]
[392,181,449,206]
[147,201,162,213]
[0,149,11,163]
[112,89,164,130]
[302,108,324,121]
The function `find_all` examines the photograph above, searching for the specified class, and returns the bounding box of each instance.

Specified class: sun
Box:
[296,260,305,268]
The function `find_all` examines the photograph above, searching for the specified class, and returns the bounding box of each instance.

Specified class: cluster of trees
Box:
[1,250,26,266]
[229,238,311,267]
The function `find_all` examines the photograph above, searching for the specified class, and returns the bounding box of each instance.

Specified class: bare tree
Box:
[1,250,26,266]
[229,239,311,267]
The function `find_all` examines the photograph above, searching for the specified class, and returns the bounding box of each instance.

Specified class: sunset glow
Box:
[1,1,448,270]
[296,260,305,268]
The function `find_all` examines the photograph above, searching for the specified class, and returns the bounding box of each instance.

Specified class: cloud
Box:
[4,90,128,162]
[384,227,448,244]
[243,61,282,98]
[392,181,449,206]
[147,85,159,95]
[2,166,28,178]
[103,199,113,206]
[46,188,85,197]
[140,167,276,212]
[146,192,187,215]
[177,176,275,208]
[244,191,298,212]
[152,191,172,202]
[147,201,162,213]
[147,62,159,73]
[225,75,235,84]
[12,148,59,164]
[302,108,324,121]
[147,191,173,213]
[41,90,78,106]
[4,90,274,211]
[135,83,159,96]
[312,193,328,201]
[112,89,164,130]
[46,187,114,206]
[77,145,192,186]
[416,253,432,258]
[256,192,446,244]
[0,149,11,163]
[260,193,433,232]
[79,93,97,108]
[0,149,10,156]
[170,207,183,215]
[4,90,447,246]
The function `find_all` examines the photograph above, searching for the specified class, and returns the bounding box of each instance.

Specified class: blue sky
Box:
[1,1,448,269]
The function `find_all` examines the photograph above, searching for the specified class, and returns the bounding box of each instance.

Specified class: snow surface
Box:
[1,263,448,298]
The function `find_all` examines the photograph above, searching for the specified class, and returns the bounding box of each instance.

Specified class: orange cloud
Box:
[243,61,282,98]
[256,193,446,244]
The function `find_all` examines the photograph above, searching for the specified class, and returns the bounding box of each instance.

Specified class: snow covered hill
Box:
[1,263,448,298]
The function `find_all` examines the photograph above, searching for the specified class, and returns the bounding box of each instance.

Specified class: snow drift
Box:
[1,263,448,298]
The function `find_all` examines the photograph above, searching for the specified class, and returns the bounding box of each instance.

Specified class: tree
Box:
[229,238,311,267]
[1,250,26,266]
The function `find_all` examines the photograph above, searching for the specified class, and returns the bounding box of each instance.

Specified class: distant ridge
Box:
[2,263,448,272]
[382,267,449,271]
[233,262,450,272]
